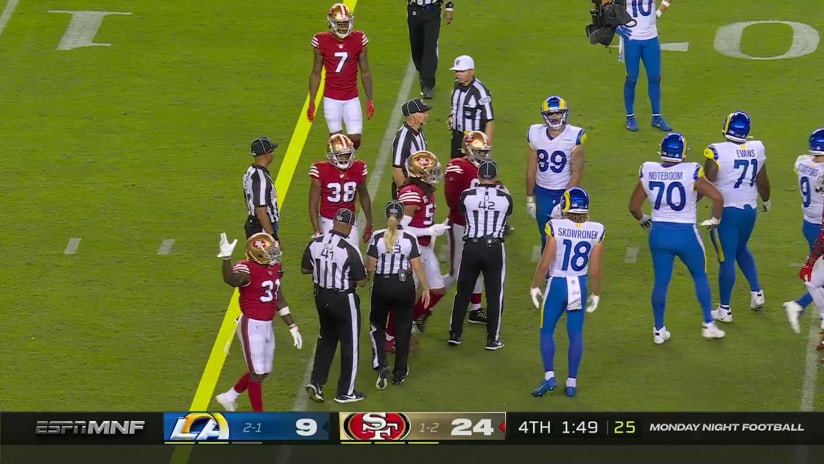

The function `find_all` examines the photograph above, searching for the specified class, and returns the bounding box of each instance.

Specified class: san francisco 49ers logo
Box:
[342,412,411,441]
[414,154,433,168]
[252,239,268,249]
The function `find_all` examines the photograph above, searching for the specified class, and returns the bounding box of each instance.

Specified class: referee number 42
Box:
[450,418,494,436]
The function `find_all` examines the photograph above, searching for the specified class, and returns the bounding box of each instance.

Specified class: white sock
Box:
[703,321,716,329]
[566,378,577,388]
[544,370,555,381]
[470,303,482,311]
[225,388,240,401]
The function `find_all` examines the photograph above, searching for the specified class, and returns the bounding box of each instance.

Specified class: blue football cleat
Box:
[626,115,639,132]
[531,377,557,397]
[565,386,577,398]
[651,116,672,131]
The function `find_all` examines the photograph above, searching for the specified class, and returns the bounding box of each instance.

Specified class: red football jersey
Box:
[234,260,283,321]
[309,159,368,220]
[444,158,480,226]
[311,31,368,101]
[398,183,436,247]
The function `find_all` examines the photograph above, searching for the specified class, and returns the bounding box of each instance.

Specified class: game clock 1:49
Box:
[510,414,640,442]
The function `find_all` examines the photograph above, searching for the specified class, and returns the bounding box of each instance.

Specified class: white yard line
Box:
[275,58,416,464]
[157,239,175,255]
[64,238,81,255]
[624,246,639,263]
[0,0,19,37]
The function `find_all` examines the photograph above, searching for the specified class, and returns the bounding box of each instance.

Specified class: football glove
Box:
[428,223,450,237]
[801,262,814,283]
[289,325,303,350]
[217,232,237,260]
[307,102,316,122]
[366,100,375,120]
[586,295,600,313]
[527,197,536,219]
[762,200,771,213]
[362,223,373,243]
[530,287,543,309]
[700,217,721,230]
[638,214,652,229]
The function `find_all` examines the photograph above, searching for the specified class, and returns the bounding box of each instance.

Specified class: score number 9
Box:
[451,418,494,436]
[536,149,567,174]
[295,418,318,437]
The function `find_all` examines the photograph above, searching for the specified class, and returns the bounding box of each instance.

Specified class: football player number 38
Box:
[326,181,358,203]
[451,418,494,436]
[536,149,567,174]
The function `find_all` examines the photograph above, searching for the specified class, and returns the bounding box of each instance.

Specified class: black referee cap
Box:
[251,137,278,156]
[478,160,498,180]
[402,98,432,116]
[334,208,357,225]
[385,200,404,219]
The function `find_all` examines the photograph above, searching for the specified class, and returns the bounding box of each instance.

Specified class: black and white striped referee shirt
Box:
[392,123,427,176]
[367,228,421,275]
[243,164,279,224]
[302,231,367,291]
[449,78,494,133]
[460,185,513,239]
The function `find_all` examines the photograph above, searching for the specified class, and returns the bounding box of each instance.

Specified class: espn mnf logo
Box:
[342,412,411,441]
[166,413,230,441]
[35,420,145,436]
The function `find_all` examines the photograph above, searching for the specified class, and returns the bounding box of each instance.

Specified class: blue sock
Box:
[540,329,555,373]
[799,293,813,309]
[718,259,736,306]
[567,310,584,378]
[736,247,761,292]
[694,275,714,323]
[651,282,667,329]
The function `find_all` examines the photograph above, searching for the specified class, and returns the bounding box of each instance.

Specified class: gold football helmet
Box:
[246,233,282,265]
[326,133,355,169]
[406,150,442,185]
[462,131,492,165]
[327,3,354,39]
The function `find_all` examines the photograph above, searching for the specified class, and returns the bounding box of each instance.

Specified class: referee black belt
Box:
[466,237,504,244]
[315,285,355,294]
[375,271,413,279]
[409,1,440,10]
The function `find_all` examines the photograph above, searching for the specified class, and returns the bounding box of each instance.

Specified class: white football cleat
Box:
[702,322,726,339]
[653,326,671,345]
[711,308,733,323]
[751,291,765,310]
[820,318,824,331]
[215,392,237,412]
[442,274,455,289]
[783,301,803,334]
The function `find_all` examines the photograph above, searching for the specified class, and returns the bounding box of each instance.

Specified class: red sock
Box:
[233,372,250,393]
[248,380,263,412]
[470,293,482,305]
[386,305,395,337]
[413,293,443,320]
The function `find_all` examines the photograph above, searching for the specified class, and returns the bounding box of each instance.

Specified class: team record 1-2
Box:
[2,412,824,445]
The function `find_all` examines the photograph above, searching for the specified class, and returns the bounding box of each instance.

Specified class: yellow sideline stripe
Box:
[171,3,359,462]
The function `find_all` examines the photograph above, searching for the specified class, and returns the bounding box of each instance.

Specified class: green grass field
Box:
[3,0,824,417]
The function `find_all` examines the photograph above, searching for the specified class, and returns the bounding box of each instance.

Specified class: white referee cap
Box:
[450,55,475,71]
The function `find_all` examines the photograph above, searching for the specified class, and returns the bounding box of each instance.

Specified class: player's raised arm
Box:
[217,233,251,287]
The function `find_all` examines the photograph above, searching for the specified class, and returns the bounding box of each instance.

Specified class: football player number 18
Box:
[450,418,494,436]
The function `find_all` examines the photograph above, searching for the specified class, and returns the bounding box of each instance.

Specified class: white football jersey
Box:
[545,218,605,278]
[624,0,658,40]
[795,154,824,224]
[640,161,702,224]
[704,140,766,209]
[527,123,586,190]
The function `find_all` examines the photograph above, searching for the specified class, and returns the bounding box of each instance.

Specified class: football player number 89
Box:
[450,418,494,436]
[536,149,567,174]
[295,418,318,436]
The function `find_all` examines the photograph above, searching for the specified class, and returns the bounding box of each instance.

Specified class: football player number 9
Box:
[295,418,318,436]
[536,149,567,174]
[801,177,812,208]
[326,181,358,203]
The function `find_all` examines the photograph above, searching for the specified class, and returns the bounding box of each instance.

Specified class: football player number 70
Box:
[334,51,348,73]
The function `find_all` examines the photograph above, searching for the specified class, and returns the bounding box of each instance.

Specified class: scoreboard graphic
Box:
[2,412,824,445]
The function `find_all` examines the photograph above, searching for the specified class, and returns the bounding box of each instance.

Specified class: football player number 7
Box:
[334,51,348,73]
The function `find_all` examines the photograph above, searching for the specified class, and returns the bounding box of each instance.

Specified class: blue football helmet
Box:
[810,128,824,155]
[561,187,590,214]
[722,111,751,143]
[541,96,569,130]
[659,132,688,162]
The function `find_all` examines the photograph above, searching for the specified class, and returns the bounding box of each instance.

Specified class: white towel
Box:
[566,276,583,311]
[618,36,625,62]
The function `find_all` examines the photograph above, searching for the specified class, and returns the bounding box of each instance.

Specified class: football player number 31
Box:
[326,181,358,203]
[451,418,494,436]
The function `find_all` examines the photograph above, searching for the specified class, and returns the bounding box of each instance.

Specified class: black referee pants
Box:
[451,129,465,158]
[244,215,279,240]
[309,288,361,397]
[369,274,416,376]
[407,3,441,91]
[449,240,506,341]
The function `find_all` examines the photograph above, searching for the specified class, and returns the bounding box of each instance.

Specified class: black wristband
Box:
[445,1,454,9]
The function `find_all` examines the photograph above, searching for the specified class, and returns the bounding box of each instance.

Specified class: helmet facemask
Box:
[543,110,568,130]
[327,4,354,39]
